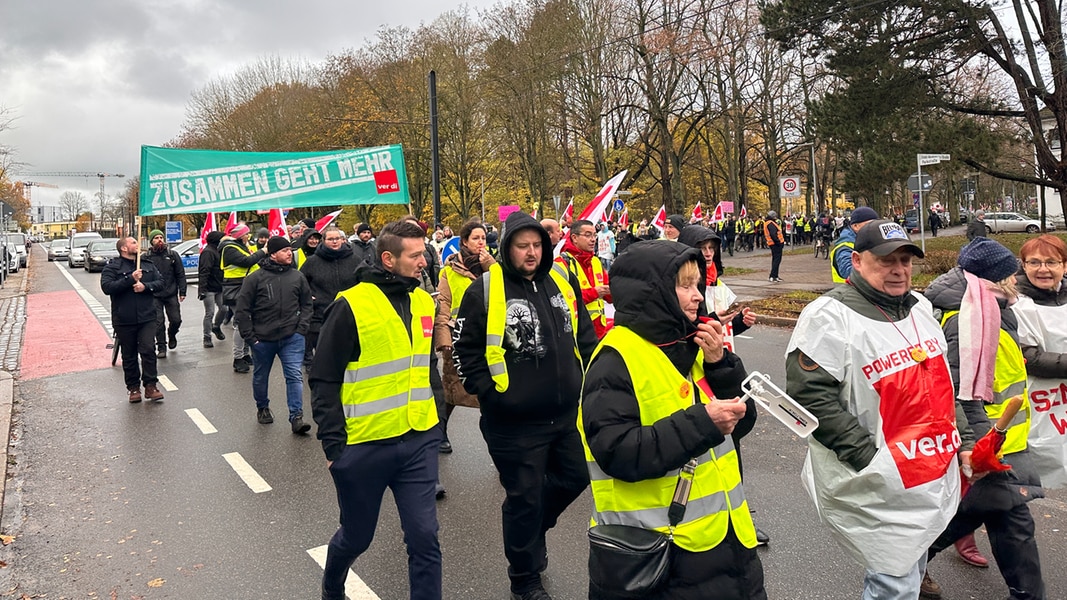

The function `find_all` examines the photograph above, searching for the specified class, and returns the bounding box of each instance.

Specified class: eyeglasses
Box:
[324,237,346,242]
[576,232,596,238]
[1023,259,1064,269]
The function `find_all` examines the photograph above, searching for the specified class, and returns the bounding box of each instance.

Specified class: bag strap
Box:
[667,376,704,529]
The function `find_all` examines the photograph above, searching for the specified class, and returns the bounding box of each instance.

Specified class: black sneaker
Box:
[257,407,274,424]
[168,332,178,350]
[439,439,453,454]
[435,483,447,500]
[242,354,253,365]
[203,336,214,348]
[211,326,226,341]
[233,359,250,373]
[156,348,167,358]
[290,415,311,435]
[755,527,770,546]
[511,586,552,600]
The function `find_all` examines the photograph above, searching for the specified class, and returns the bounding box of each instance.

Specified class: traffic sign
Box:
[165,221,182,244]
[779,176,802,198]
[907,174,933,193]
[918,153,951,166]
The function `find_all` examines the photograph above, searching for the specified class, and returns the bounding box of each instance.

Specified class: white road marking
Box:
[184,409,217,435]
[157,375,177,391]
[306,545,382,600]
[55,262,113,336]
[222,452,272,493]
[736,335,753,340]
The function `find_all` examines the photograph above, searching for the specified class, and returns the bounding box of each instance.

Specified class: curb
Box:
[0,371,11,524]
[753,313,798,328]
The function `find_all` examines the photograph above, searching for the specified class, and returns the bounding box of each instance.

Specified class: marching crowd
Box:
[98,208,1066,600]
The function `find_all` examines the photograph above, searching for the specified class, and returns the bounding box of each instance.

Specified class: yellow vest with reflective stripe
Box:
[560,252,607,330]
[337,283,439,443]
[442,265,474,320]
[295,248,307,270]
[578,326,757,551]
[484,262,578,393]
[830,240,854,284]
[221,241,259,280]
[942,310,1031,454]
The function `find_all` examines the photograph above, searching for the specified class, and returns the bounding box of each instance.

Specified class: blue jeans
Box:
[250,333,305,420]
[863,554,926,600]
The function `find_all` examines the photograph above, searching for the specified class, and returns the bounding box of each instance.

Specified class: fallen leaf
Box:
[0,536,13,546]
[147,578,165,588]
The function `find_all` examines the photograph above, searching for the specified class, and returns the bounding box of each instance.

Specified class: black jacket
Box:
[234,257,312,344]
[677,226,749,336]
[143,244,187,299]
[966,219,987,241]
[453,211,598,424]
[301,243,363,330]
[101,255,165,326]
[350,238,377,267]
[197,231,224,294]
[308,264,441,461]
[1015,272,1067,378]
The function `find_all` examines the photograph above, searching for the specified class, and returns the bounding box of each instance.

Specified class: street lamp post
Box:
[917,153,951,254]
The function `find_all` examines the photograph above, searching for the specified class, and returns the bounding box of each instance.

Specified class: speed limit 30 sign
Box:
[779,176,802,198]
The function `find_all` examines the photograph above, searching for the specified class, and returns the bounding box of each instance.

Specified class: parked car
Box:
[84,238,120,273]
[6,233,28,268]
[170,239,201,284]
[904,209,919,233]
[68,233,103,268]
[47,239,71,262]
[0,242,19,273]
[982,212,1059,234]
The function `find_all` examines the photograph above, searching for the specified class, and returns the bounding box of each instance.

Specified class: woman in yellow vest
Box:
[923,238,1045,599]
[580,240,765,600]
[433,220,494,453]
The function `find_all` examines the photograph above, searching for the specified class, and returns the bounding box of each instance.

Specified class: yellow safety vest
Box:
[484,262,578,393]
[442,265,475,320]
[295,247,307,270]
[336,283,439,443]
[578,326,757,551]
[830,240,854,284]
[942,310,1031,454]
[220,241,258,281]
[560,252,607,331]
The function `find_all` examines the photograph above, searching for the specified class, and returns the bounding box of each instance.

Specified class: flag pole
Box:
[135,215,142,271]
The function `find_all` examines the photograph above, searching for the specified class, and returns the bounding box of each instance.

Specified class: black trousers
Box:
[115,321,157,390]
[154,296,182,349]
[480,416,590,593]
[928,484,1045,600]
[768,245,783,279]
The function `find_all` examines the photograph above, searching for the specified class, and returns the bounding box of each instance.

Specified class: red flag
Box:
[578,171,628,225]
[739,204,748,219]
[692,202,703,221]
[562,199,574,222]
[315,209,343,232]
[618,209,629,229]
[199,212,218,250]
[267,208,289,240]
[652,205,667,230]
[712,203,724,223]
[531,206,538,219]
[225,211,239,235]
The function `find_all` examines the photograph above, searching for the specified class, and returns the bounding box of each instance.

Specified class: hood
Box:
[677,225,720,248]
[924,267,968,311]
[499,211,553,280]
[610,240,705,345]
[206,231,224,247]
[257,257,292,272]
[295,229,321,254]
[354,263,420,294]
[311,241,353,262]
[1016,272,1067,306]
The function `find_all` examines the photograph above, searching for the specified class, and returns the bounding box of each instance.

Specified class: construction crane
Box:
[24,172,126,202]
[15,181,60,203]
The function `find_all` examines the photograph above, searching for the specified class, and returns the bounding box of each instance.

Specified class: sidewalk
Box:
[0,264,28,525]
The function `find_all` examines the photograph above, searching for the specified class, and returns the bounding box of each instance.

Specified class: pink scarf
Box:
[957,271,999,402]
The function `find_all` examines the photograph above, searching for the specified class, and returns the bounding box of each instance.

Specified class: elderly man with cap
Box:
[662,214,685,241]
[219,223,267,373]
[144,228,187,358]
[921,237,1045,600]
[830,206,880,284]
[786,220,975,600]
[235,236,313,433]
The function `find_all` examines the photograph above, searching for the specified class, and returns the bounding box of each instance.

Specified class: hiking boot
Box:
[290,414,311,435]
[257,407,274,424]
[211,326,226,340]
[168,332,178,349]
[233,359,250,373]
[156,348,167,359]
[203,336,214,348]
[128,388,142,403]
[242,354,253,366]
[511,585,552,600]
[920,572,942,600]
[144,384,164,401]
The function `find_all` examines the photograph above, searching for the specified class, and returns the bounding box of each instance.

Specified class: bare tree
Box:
[59,191,89,222]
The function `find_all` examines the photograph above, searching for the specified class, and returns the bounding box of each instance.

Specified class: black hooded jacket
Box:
[197,231,225,294]
[144,242,187,299]
[234,257,311,344]
[308,264,441,461]
[301,242,362,330]
[452,211,599,424]
[581,240,753,482]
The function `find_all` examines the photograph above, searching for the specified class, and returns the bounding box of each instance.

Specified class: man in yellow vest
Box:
[830,206,879,284]
[309,220,443,600]
[453,212,598,600]
[219,223,266,373]
[764,211,785,282]
[557,219,612,338]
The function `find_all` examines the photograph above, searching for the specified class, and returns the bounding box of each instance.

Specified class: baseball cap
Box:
[854,220,924,258]
[666,214,686,231]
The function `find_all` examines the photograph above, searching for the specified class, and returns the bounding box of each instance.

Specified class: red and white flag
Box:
[739,204,748,219]
[578,170,628,225]
[267,208,289,240]
[562,199,574,222]
[315,209,343,232]
[692,202,703,221]
[711,202,725,223]
[618,209,629,229]
[530,206,538,219]
[225,211,239,235]
[199,212,218,250]
[652,205,667,230]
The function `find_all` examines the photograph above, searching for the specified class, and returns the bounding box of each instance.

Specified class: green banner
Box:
[139,145,410,216]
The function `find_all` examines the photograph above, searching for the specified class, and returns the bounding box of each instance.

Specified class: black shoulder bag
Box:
[587,457,697,599]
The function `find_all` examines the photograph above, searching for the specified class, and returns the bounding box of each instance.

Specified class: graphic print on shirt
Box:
[503,299,545,360]
[549,292,573,334]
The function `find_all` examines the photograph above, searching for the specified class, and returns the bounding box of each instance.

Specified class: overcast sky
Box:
[0,0,495,208]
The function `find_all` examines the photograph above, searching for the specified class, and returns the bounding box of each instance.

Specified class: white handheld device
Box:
[739,371,819,438]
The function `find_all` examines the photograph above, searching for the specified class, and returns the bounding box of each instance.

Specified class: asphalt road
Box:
[2,249,1065,599]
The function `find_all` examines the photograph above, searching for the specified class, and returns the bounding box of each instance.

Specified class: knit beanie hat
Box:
[957,237,1019,282]
[266,236,291,255]
[357,223,373,235]
[256,227,270,239]
[849,206,879,226]
[227,223,250,238]
[148,229,164,240]
[666,215,686,231]
[300,218,317,229]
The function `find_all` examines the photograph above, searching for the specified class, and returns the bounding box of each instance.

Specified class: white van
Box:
[69,232,103,268]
